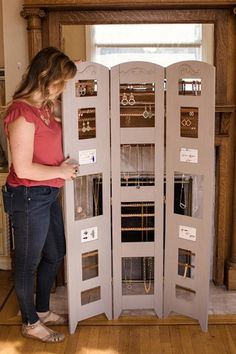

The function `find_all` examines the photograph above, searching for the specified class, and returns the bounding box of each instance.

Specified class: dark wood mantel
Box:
[22,0,236,10]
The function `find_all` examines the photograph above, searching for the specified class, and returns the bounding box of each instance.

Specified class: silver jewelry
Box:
[121,92,128,106]
[123,257,133,290]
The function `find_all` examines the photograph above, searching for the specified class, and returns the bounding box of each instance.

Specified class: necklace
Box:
[123,257,133,290]
[143,257,152,293]
[93,175,100,216]
[37,106,51,126]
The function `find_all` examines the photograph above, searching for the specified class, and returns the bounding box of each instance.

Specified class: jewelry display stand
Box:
[111,62,164,319]
[62,62,112,334]
[62,60,214,333]
[164,61,215,331]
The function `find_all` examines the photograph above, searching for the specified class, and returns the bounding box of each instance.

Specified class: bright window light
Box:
[86,24,214,67]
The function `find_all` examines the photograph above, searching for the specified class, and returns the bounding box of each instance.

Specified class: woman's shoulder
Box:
[8,100,35,112]
[5,100,38,125]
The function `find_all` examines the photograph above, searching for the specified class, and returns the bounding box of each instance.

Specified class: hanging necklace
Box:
[143,256,152,293]
[123,257,133,290]
[93,176,100,216]
[37,106,51,126]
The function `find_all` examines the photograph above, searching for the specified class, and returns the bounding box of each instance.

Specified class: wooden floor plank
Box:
[0,324,236,353]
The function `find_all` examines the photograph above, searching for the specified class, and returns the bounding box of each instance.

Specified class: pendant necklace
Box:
[37,106,51,126]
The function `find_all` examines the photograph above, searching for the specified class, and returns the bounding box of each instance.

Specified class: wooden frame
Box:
[21,2,236,288]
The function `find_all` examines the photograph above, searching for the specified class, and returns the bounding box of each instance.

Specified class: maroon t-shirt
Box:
[4,100,65,188]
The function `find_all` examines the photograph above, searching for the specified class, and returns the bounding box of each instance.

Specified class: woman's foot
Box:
[22,320,65,343]
[37,310,68,325]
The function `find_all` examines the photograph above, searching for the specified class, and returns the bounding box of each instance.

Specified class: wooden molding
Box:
[21,8,46,60]
[22,0,236,9]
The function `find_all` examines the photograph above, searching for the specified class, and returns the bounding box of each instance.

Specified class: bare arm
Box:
[8,116,78,181]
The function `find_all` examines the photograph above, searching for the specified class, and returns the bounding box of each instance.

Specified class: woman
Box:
[2,47,78,343]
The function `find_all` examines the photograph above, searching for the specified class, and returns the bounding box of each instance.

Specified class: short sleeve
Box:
[4,102,37,137]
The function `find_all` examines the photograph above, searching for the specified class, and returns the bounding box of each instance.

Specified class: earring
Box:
[142,105,149,119]
[128,92,135,105]
[121,92,128,106]
[86,121,91,132]
[82,122,86,133]
[148,105,153,119]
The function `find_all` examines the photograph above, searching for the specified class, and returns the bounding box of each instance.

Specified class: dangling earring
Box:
[148,105,153,119]
[82,122,86,133]
[128,92,135,105]
[86,121,91,132]
[142,105,149,119]
[121,92,128,106]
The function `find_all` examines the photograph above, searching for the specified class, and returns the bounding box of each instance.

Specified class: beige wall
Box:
[2,0,28,102]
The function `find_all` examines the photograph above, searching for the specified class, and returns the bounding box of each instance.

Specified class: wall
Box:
[2,0,28,102]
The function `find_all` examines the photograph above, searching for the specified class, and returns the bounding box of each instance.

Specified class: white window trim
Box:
[86,24,214,66]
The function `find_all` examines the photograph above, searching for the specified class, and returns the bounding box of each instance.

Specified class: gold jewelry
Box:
[142,105,149,119]
[143,257,152,293]
[38,107,51,126]
[148,105,153,119]
[121,92,128,106]
[128,92,135,105]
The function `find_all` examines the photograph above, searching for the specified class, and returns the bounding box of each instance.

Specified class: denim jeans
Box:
[2,184,66,325]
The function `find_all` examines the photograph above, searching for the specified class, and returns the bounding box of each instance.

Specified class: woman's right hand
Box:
[60,157,79,180]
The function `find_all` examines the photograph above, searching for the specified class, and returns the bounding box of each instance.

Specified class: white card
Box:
[179,225,196,241]
[81,226,98,243]
[79,149,96,165]
[180,148,198,163]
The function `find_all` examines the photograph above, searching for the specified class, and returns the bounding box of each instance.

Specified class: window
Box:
[86,24,214,67]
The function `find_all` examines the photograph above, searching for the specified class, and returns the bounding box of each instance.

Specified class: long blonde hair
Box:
[13,46,77,106]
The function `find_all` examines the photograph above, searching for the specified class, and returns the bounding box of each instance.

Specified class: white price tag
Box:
[79,149,96,165]
[180,148,198,163]
[179,225,196,241]
[81,226,98,243]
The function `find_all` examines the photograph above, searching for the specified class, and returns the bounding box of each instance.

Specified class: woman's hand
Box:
[59,157,79,180]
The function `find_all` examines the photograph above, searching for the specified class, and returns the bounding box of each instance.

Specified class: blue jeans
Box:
[2,184,66,325]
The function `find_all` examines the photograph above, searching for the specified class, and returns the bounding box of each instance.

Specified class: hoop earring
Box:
[121,93,128,106]
[128,92,135,105]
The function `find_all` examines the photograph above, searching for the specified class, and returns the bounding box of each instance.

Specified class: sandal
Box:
[39,311,68,325]
[22,321,65,343]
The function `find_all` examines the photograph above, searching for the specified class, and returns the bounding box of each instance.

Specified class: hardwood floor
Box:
[0,271,236,353]
[0,324,236,354]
